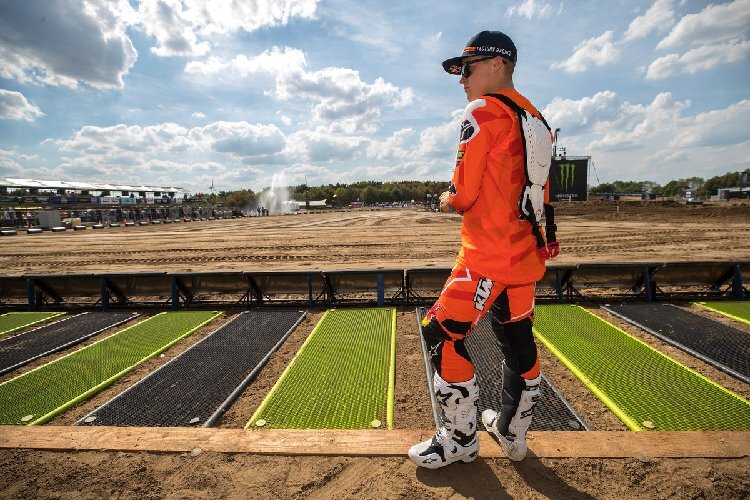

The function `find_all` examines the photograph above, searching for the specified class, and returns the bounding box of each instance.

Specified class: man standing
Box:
[409,31,557,468]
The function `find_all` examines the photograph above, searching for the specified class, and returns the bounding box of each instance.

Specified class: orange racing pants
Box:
[421,263,540,383]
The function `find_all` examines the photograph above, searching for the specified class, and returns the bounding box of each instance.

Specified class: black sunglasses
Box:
[461,56,498,78]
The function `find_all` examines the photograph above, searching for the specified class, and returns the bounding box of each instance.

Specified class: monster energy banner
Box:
[549,157,589,201]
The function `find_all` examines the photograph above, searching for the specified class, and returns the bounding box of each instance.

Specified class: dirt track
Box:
[1,202,749,275]
[1,202,749,499]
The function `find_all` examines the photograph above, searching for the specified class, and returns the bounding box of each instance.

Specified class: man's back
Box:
[450,90,548,285]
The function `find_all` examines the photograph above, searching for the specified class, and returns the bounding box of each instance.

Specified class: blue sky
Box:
[0,0,748,193]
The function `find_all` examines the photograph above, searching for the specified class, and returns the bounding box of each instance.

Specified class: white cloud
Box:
[55,158,232,192]
[0,0,137,89]
[55,122,190,157]
[277,110,462,173]
[186,47,306,78]
[48,120,292,191]
[623,0,675,42]
[54,121,286,163]
[277,112,293,127]
[544,91,691,151]
[0,0,318,86]
[192,111,206,118]
[188,46,413,133]
[257,163,334,188]
[189,0,318,36]
[283,127,368,162]
[669,99,750,148]
[367,129,415,161]
[190,121,286,158]
[643,149,688,165]
[544,98,749,183]
[543,91,625,135]
[137,0,318,57]
[60,107,456,187]
[41,108,470,190]
[550,31,620,73]
[646,39,750,79]
[626,100,750,180]
[644,53,680,79]
[506,0,553,19]
[0,149,28,175]
[415,109,464,159]
[588,92,690,150]
[0,89,45,122]
[657,0,750,49]
[137,0,210,57]
[303,74,413,133]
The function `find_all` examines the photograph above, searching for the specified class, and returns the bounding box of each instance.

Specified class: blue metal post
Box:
[643,266,653,303]
[100,278,109,312]
[733,264,745,301]
[171,276,179,310]
[307,275,313,307]
[376,273,384,307]
[27,279,36,311]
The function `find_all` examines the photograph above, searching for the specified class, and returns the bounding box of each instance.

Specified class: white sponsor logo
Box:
[459,100,484,145]
[475,46,513,58]
[428,342,441,359]
[473,277,494,311]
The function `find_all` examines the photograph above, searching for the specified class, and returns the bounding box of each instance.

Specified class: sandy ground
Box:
[1,201,749,275]
[1,201,749,499]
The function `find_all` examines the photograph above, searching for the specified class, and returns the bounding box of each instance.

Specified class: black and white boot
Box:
[408,372,480,469]
[482,362,540,461]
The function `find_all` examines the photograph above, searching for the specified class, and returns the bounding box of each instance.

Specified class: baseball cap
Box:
[442,30,517,75]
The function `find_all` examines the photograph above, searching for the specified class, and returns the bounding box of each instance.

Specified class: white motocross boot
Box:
[482,362,540,461]
[408,372,480,469]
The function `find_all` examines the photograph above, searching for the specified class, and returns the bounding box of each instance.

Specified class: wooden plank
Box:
[1,427,749,458]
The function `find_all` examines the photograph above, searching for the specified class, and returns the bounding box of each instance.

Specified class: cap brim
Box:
[442,57,463,75]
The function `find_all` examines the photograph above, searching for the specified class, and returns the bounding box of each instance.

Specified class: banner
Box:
[549,157,589,201]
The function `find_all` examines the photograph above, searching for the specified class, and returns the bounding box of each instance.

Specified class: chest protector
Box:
[486,93,559,259]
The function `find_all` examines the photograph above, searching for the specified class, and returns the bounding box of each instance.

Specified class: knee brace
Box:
[421,315,473,379]
[492,317,537,377]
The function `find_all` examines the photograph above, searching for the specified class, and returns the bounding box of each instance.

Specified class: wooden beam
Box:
[1,427,748,458]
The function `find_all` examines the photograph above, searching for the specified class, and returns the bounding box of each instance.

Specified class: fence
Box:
[0,261,746,311]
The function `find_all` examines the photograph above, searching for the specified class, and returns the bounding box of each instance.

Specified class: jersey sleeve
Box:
[448,99,512,211]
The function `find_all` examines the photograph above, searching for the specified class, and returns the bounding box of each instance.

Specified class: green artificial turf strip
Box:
[534,304,750,431]
[697,301,750,326]
[0,312,65,337]
[247,308,396,429]
[0,311,222,425]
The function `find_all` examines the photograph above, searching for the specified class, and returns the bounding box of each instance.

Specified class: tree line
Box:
[211,180,451,208]
[589,168,749,198]
[209,168,749,208]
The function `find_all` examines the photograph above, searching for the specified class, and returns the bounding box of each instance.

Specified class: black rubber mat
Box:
[466,315,587,431]
[78,310,306,427]
[603,303,750,385]
[416,309,587,431]
[0,312,138,376]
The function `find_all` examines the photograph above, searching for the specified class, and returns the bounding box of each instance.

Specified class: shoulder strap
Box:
[484,93,559,256]
[484,93,552,132]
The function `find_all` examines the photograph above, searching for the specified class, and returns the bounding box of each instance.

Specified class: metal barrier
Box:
[323,269,405,306]
[652,262,746,301]
[404,268,450,304]
[556,263,660,302]
[0,261,747,311]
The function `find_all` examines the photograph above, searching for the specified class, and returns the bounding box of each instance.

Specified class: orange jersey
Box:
[448,89,551,285]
